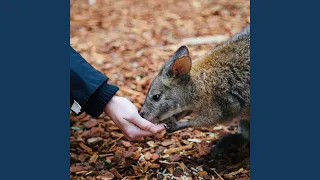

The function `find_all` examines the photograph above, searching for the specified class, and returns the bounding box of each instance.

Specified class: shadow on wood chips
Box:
[70,0,250,179]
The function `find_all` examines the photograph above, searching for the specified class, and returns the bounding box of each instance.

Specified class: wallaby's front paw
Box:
[211,133,247,157]
[164,121,177,133]
[164,121,187,133]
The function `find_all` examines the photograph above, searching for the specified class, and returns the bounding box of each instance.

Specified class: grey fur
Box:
[140,25,250,140]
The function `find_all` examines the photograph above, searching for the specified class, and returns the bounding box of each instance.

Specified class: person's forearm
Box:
[70,45,119,117]
[82,81,119,117]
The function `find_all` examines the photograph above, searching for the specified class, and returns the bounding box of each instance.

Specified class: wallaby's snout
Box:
[139,108,154,122]
[139,102,156,122]
[139,98,164,123]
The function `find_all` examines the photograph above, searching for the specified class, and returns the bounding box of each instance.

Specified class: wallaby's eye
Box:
[152,94,161,101]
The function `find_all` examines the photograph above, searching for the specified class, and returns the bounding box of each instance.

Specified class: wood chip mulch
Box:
[70,0,250,179]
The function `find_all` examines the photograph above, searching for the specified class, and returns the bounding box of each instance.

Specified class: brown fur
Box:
[190,25,250,122]
[140,25,250,140]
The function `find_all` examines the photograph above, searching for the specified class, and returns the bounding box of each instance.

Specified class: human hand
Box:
[104,96,165,139]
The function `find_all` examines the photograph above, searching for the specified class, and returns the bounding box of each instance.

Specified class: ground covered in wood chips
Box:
[70,0,250,179]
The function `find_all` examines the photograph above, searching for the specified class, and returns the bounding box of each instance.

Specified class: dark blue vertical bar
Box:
[0,0,69,179]
[252,0,320,179]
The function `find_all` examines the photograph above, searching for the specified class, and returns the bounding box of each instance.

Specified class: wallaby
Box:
[140,25,250,155]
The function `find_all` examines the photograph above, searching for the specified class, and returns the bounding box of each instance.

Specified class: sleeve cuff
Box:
[82,82,119,118]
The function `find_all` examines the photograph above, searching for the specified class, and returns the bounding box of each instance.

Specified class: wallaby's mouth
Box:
[146,114,175,124]
[147,105,188,124]
[141,106,185,124]
[155,109,184,123]
[158,111,177,122]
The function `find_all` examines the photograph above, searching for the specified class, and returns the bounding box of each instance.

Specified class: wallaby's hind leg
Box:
[211,133,247,157]
[238,119,250,139]
[211,119,250,157]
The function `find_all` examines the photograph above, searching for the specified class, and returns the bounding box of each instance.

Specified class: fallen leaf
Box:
[111,131,124,138]
[87,137,103,145]
[131,151,141,161]
[96,171,114,180]
[110,168,123,179]
[79,142,93,154]
[144,151,152,160]
[88,153,99,164]
[113,150,125,165]
[121,140,132,147]
[193,130,201,138]
[198,171,208,177]
[95,161,105,170]
[180,132,191,139]
[83,119,98,128]
[161,139,174,146]
[224,173,234,179]
[173,168,184,177]
[169,154,181,162]
[151,153,159,160]
[149,163,160,169]
[147,141,156,147]
[70,165,85,173]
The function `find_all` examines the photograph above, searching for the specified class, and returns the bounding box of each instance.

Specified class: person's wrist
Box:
[104,95,118,116]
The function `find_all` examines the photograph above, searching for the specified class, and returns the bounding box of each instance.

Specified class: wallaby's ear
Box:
[162,46,192,78]
[170,46,191,77]
[171,55,192,77]
[172,45,189,58]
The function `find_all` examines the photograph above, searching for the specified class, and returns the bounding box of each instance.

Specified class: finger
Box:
[127,115,159,134]
[154,123,166,132]
[131,127,154,137]
[121,117,154,138]
[125,125,154,139]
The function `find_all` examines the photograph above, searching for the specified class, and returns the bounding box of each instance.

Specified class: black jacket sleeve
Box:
[70,45,119,117]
